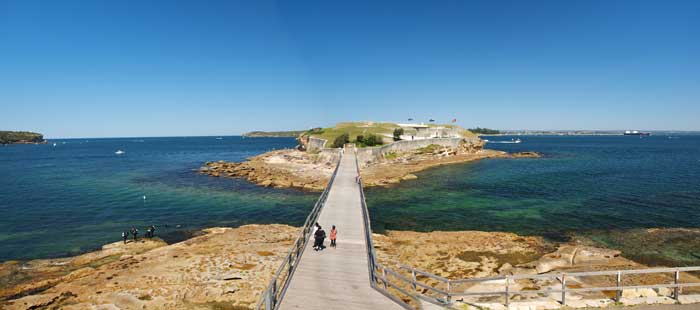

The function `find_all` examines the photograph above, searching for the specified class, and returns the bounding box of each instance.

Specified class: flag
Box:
[452,118,457,123]
[429,119,435,122]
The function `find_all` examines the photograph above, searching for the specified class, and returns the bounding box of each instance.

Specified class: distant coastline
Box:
[242,130,304,137]
[488,130,700,136]
[0,131,46,145]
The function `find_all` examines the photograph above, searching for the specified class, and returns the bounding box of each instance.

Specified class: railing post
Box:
[674,270,680,301]
[270,280,277,306]
[446,280,452,303]
[265,289,272,310]
[561,274,566,305]
[411,269,418,293]
[382,267,388,290]
[505,275,510,306]
[615,271,622,302]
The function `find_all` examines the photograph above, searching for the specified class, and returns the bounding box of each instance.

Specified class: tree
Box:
[364,134,383,146]
[393,128,404,141]
[355,135,364,144]
[332,133,350,148]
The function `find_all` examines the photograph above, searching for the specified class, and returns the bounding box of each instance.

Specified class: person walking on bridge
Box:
[330,225,337,248]
[313,224,326,251]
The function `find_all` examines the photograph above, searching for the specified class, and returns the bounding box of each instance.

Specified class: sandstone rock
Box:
[572,247,621,265]
[656,287,672,296]
[498,263,513,275]
[536,257,570,273]
[401,174,418,180]
[621,288,658,298]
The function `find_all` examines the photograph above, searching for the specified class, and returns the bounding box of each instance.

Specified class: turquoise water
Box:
[2,135,700,265]
[365,135,700,265]
[0,137,315,261]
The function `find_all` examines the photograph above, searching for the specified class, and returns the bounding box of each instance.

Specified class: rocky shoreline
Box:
[199,143,540,191]
[3,225,697,309]
[1,225,298,310]
[199,149,339,191]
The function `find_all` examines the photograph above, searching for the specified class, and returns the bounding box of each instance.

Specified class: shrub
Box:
[355,135,364,144]
[332,133,350,148]
[393,128,404,141]
[364,134,383,147]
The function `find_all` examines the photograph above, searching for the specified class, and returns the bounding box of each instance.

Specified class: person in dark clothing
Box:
[149,225,156,238]
[122,231,128,244]
[131,227,138,241]
[314,226,326,251]
[313,225,326,251]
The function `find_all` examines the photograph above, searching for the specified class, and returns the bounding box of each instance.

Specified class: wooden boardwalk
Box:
[278,152,403,310]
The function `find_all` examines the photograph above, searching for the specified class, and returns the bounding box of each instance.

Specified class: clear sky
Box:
[1,0,699,138]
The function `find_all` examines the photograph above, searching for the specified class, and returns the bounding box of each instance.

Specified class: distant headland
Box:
[242,130,306,137]
[0,131,46,145]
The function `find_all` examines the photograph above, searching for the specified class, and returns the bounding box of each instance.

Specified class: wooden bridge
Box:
[256,147,700,310]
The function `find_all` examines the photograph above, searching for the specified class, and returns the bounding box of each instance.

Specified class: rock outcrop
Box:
[199,150,339,191]
[1,225,298,310]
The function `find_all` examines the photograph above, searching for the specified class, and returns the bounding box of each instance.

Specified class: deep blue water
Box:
[0,137,315,261]
[2,135,700,265]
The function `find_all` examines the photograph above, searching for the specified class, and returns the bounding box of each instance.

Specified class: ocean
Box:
[0,137,316,261]
[366,135,700,266]
[1,135,699,265]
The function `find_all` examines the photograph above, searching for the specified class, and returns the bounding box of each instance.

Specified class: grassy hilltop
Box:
[0,131,46,144]
[301,122,476,148]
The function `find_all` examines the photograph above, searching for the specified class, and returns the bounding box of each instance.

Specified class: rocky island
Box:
[0,131,46,145]
[201,122,539,191]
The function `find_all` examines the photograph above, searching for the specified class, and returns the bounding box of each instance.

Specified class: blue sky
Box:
[1,0,699,138]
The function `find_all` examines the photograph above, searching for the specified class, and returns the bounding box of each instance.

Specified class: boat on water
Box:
[485,138,522,144]
[624,130,651,136]
[115,150,125,155]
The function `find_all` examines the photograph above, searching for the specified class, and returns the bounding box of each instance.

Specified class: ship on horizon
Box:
[624,130,651,136]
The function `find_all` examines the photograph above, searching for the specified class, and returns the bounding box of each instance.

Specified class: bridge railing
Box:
[398,264,700,307]
[354,147,424,310]
[255,151,343,310]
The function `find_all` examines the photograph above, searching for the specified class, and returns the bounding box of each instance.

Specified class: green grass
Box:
[302,122,476,148]
[306,122,399,143]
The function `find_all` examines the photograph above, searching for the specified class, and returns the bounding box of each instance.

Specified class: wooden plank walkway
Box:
[278,152,403,310]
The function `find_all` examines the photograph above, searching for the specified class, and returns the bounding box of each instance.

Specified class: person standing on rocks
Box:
[122,231,128,244]
[330,225,337,248]
[149,225,156,238]
[131,227,138,242]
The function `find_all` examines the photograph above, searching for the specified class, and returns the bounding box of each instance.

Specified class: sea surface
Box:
[0,137,316,261]
[366,135,700,266]
[1,135,700,266]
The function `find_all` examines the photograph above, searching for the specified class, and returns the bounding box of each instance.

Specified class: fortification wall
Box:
[306,137,328,152]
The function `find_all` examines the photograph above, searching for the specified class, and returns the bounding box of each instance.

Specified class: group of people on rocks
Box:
[312,223,337,251]
[121,225,156,244]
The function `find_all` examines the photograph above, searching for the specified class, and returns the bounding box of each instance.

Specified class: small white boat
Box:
[115,150,125,155]
[514,138,522,144]
[52,143,57,147]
